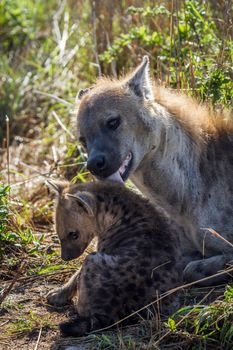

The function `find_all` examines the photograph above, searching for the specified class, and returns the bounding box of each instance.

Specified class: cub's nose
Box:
[87,153,106,174]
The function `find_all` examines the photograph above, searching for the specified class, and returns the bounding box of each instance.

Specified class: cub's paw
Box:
[60,316,91,337]
[46,288,70,306]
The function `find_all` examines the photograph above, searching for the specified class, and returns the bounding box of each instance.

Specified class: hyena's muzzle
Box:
[86,136,133,183]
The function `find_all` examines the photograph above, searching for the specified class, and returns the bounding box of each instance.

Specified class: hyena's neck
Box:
[94,188,148,243]
[133,104,203,219]
[95,193,126,240]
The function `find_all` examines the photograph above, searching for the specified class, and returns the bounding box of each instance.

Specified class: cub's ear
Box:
[75,86,95,103]
[66,191,96,216]
[46,180,68,196]
[124,55,153,100]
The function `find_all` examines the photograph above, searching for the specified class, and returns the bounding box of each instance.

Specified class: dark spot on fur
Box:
[97,288,110,299]
[152,272,160,281]
[127,251,136,258]
[125,283,136,292]
[171,277,178,284]
[137,288,145,297]
[97,195,104,202]
[112,196,118,204]
[177,156,185,170]
[94,298,104,305]
[119,257,130,264]
[102,259,107,266]
[122,217,131,225]
[103,270,111,279]
[225,208,232,216]
[222,214,229,223]
[141,260,149,267]
[110,209,116,216]
[145,278,153,287]
[110,297,118,304]
[103,304,112,314]
[119,271,126,276]
[170,194,178,206]
[138,268,147,276]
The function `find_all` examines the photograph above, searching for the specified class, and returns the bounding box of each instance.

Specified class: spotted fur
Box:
[47,181,183,336]
[76,56,233,283]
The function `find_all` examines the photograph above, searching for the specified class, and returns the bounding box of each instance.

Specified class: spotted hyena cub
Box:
[47,180,183,336]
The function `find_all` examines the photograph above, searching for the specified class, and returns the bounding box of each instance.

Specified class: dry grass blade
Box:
[92,1,102,77]
[2,268,77,285]
[34,90,73,107]
[34,327,42,350]
[6,115,10,187]
[52,110,75,139]
[0,262,26,305]
[202,227,233,250]
[153,288,215,346]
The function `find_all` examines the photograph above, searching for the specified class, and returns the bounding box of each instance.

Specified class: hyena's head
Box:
[76,56,158,183]
[47,180,97,261]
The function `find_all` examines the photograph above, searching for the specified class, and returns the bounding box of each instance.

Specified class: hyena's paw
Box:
[60,316,91,337]
[46,287,71,306]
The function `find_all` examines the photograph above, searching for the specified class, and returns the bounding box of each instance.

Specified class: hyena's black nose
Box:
[87,153,106,173]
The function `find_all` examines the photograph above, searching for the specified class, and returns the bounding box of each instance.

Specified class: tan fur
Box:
[75,56,233,285]
[153,85,233,138]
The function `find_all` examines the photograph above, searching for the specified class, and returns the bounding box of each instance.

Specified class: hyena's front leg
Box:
[47,270,80,306]
[60,252,122,336]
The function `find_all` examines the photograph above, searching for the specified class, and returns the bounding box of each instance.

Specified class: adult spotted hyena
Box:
[76,56,233,283]
[47,180,183,336]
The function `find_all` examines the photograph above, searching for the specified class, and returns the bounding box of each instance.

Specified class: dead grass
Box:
[1,122,233,349]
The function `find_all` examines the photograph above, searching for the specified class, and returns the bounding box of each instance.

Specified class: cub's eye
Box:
[79,137,87,148]
[69,231,79,240]
[106,116,121,130]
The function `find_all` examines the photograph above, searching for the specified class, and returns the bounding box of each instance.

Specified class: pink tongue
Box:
[106,171,124,184]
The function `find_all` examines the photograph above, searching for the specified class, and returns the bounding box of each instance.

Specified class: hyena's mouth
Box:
[106,152,133,183]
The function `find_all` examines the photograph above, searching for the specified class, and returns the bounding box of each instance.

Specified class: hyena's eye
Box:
[69,231,79,240]
[106,116,121,130]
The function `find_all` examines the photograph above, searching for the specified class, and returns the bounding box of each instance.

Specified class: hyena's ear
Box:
[75,88,90,103]
[124,56,153,100]
[66,191,96,216]
[75,86,95,103]
[46,180,68,196]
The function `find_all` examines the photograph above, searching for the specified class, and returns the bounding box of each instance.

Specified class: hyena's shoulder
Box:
[94,183,182,260]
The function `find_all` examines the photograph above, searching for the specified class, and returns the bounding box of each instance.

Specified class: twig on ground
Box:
[10,172,52,188]
[34,327,42,350]
[2,268,77,285]
[0,262,26,305]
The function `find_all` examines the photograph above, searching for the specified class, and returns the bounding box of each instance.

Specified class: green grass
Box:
[0,0,232,349]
